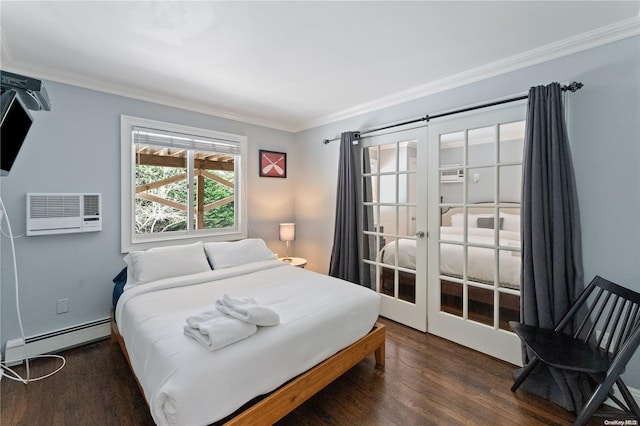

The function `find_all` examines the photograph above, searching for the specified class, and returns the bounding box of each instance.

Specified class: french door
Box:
[426,104,526,365]
[361,127,428,332]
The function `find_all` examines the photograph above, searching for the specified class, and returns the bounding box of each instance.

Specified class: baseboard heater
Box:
[4,317,110,366]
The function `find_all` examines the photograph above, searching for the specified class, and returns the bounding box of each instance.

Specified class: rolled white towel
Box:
[185,309,225,329]
[215,294,280,327]
[187,295,256,328]
[183,316,257,351]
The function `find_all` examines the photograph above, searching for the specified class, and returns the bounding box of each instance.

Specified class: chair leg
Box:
[574,378,620,426]
[617,378,640,418]
[511,357,539,392]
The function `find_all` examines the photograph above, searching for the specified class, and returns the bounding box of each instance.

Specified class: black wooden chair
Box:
[510,275,640,426]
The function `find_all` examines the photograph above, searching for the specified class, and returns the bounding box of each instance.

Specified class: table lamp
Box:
[279,223,295,261]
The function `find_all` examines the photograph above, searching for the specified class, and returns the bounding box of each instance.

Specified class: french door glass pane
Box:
[362,176,374,202]
[468,285,494,326]
[363,262,376,293]
[439,131,464,166]
[466,206,494,233]
[398,140,417,171]
[440,242,462,279]
[363,146,378,169]
[467,166,494,204]
[381,238,396,266]
[399,271,416,303]
[499,165,521,201]
[380,266,395,297]
[441,180,463,205]
[363,207,376,234]
[365,137,420,309]
[499,121,525,163]
[440,279,463,317]
[468,126,496,166]
[370,175,379,202]
[499,291,520,331]
[379,175,396,203]
[380,206,397,235]
[499,249,520,288]
[438,120,524,330]
[466,246,495,284]
[396,205,414,237]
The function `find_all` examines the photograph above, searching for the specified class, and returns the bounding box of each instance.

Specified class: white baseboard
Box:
[3,317,110,366]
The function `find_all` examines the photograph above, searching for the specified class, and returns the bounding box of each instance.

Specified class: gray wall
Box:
[1,81,295,346]
[293,35,640,388]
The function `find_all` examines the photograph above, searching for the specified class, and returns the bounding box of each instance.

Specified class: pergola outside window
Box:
[121,116,247,252]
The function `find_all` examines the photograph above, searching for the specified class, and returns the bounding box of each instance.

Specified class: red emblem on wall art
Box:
[259,150,287,178]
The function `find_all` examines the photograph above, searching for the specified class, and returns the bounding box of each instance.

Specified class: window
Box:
[121,115,247,252]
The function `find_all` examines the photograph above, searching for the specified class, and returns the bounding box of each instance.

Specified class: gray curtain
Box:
[518,82,586,411]
[329,131,372,287]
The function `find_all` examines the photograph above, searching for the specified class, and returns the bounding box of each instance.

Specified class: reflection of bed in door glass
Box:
[380,204,521,329]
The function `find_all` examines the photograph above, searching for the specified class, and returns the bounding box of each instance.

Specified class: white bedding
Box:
[380,238,417,269]
[115,260,380,426]
[381,227,521,288]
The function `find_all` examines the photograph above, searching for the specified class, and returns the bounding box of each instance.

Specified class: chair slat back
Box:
[562,276,640,358]
[612,301,638,354]
[600,295,626,353]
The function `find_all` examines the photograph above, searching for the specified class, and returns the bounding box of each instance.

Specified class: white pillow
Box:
[124,241,211,287]
[451,212,512,230]
[452,213,485,228]
[450,213,464,228]
[501,213,521,232]
[204,238,276,269]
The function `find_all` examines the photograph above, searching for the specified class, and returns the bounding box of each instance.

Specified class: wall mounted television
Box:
[1,90,33,176]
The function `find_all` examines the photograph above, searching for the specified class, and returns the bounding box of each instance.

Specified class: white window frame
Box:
[120,115,247,252]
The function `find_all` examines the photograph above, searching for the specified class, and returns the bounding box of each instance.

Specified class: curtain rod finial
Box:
[565,82,584,92]
[323,139,330,145]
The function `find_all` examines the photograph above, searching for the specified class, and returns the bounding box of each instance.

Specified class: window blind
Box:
[132,126,240,155]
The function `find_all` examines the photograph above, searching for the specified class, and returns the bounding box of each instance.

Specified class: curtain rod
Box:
[322,81,583,144]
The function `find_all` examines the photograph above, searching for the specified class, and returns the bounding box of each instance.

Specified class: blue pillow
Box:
[112,267,127,311]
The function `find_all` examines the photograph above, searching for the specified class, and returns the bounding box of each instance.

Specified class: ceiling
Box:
[1,1,638,132]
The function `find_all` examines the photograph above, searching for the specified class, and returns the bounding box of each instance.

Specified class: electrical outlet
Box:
[57,298,69,314]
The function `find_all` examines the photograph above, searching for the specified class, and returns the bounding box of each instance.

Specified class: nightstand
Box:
[279,257,307,268]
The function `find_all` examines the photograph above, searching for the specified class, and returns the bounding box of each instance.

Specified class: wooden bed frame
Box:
[110,314,385,425]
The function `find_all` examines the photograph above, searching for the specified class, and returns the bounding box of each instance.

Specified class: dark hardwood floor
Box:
[1,318,629,425]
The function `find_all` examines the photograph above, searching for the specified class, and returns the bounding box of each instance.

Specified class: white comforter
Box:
[440,227,521,288]
[115,260,380,426]
[381,227,521,288]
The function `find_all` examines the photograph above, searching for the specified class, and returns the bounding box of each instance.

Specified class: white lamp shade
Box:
[279,223,295,242]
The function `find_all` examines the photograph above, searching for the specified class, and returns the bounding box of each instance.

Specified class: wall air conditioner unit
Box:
[27,193,102,236]
[440,166,464,183]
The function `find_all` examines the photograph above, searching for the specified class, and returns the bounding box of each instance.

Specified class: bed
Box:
[379,205,521,323]
[111,239,384,426]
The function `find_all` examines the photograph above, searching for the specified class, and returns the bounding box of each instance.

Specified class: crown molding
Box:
[0,56,298,133]
[295,16,640,132]
[3,17,638,134]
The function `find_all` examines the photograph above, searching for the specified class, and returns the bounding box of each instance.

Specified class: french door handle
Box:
[415,231,426,238]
